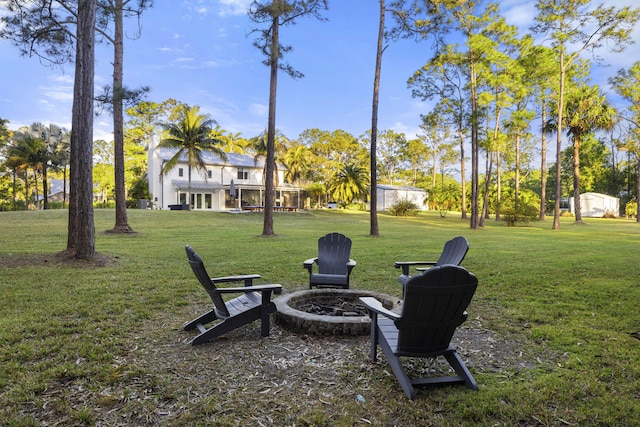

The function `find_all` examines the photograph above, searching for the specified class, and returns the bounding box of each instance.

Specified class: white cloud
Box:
[39,75,73,103]
[50,74,74,84]
[201,59,238,68]
[248,103,268,117]
[217,0,252,16]
[157,46,174,53]
[499,0,538,30]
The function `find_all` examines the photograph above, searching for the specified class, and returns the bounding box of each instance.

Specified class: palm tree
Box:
[329,163,370,206]
[3,153,25,210]
[283,144,311,184]
[564,85,617,223]
[306,182,326,208]
[214,127,250,154]
[30,123,69,209]
[157,105,226,209]
[7,132,49,209]
[48,129,71,209]
[250,129,289,190]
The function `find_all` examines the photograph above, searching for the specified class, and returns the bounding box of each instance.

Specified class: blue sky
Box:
[1,0,639,144]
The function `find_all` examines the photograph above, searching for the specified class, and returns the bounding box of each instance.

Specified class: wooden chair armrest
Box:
[346,259,357,273]
[393,261,436,276]
[211,274,261,285]
[217,284,282,294]
[359,297,400,321]
[303,258,318,272]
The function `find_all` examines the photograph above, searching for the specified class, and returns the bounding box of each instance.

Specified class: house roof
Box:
[155,147,286,169]
[49,179,67,195]
[172,180,223,190]
[377,184,426,192]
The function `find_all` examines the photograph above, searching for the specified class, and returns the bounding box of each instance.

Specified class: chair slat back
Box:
[185,245,230,318]
[435,236,469,266]
[396,265,477,355]
[316,232,352,275]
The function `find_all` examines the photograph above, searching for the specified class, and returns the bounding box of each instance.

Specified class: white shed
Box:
[376,184,428,211]
[569,192,619,217]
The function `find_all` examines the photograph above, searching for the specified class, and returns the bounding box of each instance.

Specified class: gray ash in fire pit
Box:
[294,298,368,317]
[275,289,400,336]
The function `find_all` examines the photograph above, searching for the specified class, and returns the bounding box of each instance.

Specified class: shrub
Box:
[501,194,540,226]
[389,198,418,216]
[344,202,366,211]
[428,184,460,217]
[625,199,637,218]
[94,201,116,209]
[48,201,68,209]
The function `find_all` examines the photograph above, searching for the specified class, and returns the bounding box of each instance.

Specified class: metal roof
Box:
[377,184,426,192]
[155,147,279,169]
[172,180,223,190]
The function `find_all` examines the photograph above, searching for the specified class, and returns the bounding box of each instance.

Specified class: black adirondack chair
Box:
[303,232,356,289]
[183,245,282,345]
[360,265,479,399]
[394,236,469,285]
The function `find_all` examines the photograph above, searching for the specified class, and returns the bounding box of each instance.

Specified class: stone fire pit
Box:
[275,289,400,336]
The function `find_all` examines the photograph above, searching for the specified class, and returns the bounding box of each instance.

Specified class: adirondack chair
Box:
[394,236,469,285]
[360,265,479,399]
[183,245,282,345]
[303,232,356,289]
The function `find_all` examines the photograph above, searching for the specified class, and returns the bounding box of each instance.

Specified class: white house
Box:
[47,179,69,203]
[147,134,302,211]
[376,184,429,211]
[568,192,620,217]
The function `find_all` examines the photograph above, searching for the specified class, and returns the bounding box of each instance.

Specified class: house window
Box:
[237,168,249,180]
[207,170,212,179]
[178,168,184,177]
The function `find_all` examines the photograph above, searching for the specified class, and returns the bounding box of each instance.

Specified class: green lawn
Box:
[1,209,639,426]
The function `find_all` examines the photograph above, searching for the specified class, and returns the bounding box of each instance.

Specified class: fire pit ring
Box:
[274,289,400,336]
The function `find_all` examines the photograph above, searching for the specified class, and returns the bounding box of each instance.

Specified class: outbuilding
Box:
[375,184,428,211]
[569,192,619,217]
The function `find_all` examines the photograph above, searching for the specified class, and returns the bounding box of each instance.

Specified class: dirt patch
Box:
[81,314,558,425]
[14,305,561,426]
[0,251,118,268]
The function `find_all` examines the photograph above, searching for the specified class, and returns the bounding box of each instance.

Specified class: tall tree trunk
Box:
[33,170,39,210]
[515,132,521,212]
[552,57,565,230]
[67,0,96,259]
[636,154,640,222]
[495,151,501,221]
[539,102,547,220]
[479,150,493,227]
[23,170,29,210]
[42,167,48,210]
[262,12,278,236]
[490,108,501,222]
[458,126,467,219]
[11,169,17,209]
[188,166,192,209]
[369,0,384,237]
[111,0,132,232]
[573,136,582,222]
[432,151,437,187]
[63,166,67,209]
[469,59,480,229]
